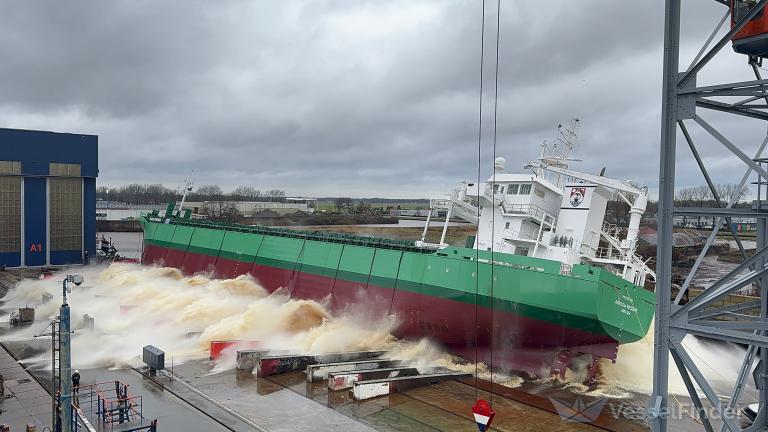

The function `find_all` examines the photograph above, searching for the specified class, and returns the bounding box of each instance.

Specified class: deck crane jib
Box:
[524,160,653,286]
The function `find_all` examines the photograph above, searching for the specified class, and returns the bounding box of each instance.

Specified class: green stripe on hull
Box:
[141,218,654,344]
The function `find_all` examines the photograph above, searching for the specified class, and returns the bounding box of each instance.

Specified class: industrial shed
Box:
[0,128,98,267]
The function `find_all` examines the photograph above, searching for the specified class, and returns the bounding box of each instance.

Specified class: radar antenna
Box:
[534,118,582,186]
[178,173,195,214]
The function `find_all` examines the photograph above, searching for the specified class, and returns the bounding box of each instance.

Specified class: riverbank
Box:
[98,213,402,232]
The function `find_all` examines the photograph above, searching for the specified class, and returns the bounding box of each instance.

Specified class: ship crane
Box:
[526,160,655,283]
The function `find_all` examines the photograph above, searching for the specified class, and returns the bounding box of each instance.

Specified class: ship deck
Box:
[144,215,434,254]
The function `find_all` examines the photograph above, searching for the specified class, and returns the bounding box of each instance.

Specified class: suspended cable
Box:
[489,0,502,407]
[474,0,486,400]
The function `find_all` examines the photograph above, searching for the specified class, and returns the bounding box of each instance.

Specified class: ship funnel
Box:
[494,157,506,173]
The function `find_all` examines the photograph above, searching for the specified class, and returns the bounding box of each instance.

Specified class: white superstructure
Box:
[421,120,655,286]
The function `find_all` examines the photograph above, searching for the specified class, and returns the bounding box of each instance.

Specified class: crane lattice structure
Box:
[655,1,768,431]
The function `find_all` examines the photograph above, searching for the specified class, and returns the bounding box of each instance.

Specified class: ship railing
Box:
[601,221,623,238]
[447,188,482,212]
[595,246,625,260]
[594,247,655,282]
[156,216,434,254]
[502,228,553,245]
[501,203,556,225]
[500,219,557,248]
[475,257,547,273]
[503,228,537,242]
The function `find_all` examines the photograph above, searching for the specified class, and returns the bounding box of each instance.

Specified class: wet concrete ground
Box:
[1,335,752,432]
[0,344,51,431]
[1,339,237,432]
[161,354,756,432]
[161,359,647,432]
[164,359,597,432]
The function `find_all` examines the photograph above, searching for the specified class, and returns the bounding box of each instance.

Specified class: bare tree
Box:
[675,183,750,227]
[674,186,696,206]
[195,185,224,200]
[96,183,175,204]
[231,186,261,201]
[264,189,286,202]
[714,183,749,203]
[335,197,353,213]
[97,183,296,206]
[355,201,373,214]
[200,202,241,223]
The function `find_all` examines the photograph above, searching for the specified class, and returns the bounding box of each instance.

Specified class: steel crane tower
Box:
[654,1,768,431]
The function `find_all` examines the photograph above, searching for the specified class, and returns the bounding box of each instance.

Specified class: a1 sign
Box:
[472,399,495,431]
[29,243,42,253]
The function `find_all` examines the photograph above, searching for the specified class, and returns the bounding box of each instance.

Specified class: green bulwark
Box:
[140,215,655,345]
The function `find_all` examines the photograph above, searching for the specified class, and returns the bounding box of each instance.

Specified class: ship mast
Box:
[178,177,194,214]
[533,118,581,188]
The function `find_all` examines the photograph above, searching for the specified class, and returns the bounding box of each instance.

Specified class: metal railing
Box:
[501,203,556,224]
[71,380,152,430]
[595,246,625,260]
[144,212,432,254]
[601,221,624,239]
[503,228,539,242]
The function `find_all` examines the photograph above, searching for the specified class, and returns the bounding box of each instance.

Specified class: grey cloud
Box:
[0,1,760,198]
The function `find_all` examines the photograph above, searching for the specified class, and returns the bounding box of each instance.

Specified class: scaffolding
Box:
[72,380,153,431]
[655,1,768,431]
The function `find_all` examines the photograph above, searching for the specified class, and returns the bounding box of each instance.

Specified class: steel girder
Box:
[654,1,768,431]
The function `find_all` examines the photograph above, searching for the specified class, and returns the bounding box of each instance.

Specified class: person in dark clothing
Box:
[72,370,81,394]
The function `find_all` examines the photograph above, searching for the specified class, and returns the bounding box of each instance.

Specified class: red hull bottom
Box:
[142,247,618,379]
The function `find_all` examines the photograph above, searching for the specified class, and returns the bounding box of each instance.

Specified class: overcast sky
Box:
[1,1,766,198]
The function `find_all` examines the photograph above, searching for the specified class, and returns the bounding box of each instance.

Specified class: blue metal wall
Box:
[0,251,20,268]
[24,177,47,266]
[0,128,98,268]
[1,128,98,177]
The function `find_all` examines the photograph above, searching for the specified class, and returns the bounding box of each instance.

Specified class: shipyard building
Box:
[0,128,98,267]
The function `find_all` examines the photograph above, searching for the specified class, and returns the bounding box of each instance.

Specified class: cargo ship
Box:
[139,121,655,380]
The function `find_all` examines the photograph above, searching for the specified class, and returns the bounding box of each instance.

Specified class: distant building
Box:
[673,215,757,231]
[184,198,316,216]
[96,201,165,221]
[0,128,98,267]
[389,209,445,218]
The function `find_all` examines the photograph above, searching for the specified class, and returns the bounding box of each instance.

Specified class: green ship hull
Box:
[140,215,654,373]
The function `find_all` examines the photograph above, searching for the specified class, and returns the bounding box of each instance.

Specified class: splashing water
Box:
[0,263,748,399]
[598,321,750,398]
[0,263,398,370]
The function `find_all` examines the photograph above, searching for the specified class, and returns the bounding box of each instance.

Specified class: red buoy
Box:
[732,0,768,57]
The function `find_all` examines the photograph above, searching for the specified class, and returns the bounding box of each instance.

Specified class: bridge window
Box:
[507,184,519,195]
[519,184,532,195]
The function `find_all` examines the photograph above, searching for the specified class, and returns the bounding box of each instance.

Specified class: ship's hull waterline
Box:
[140,217,655,373]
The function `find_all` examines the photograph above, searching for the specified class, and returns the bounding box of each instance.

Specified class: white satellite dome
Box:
[494,157,506,172]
